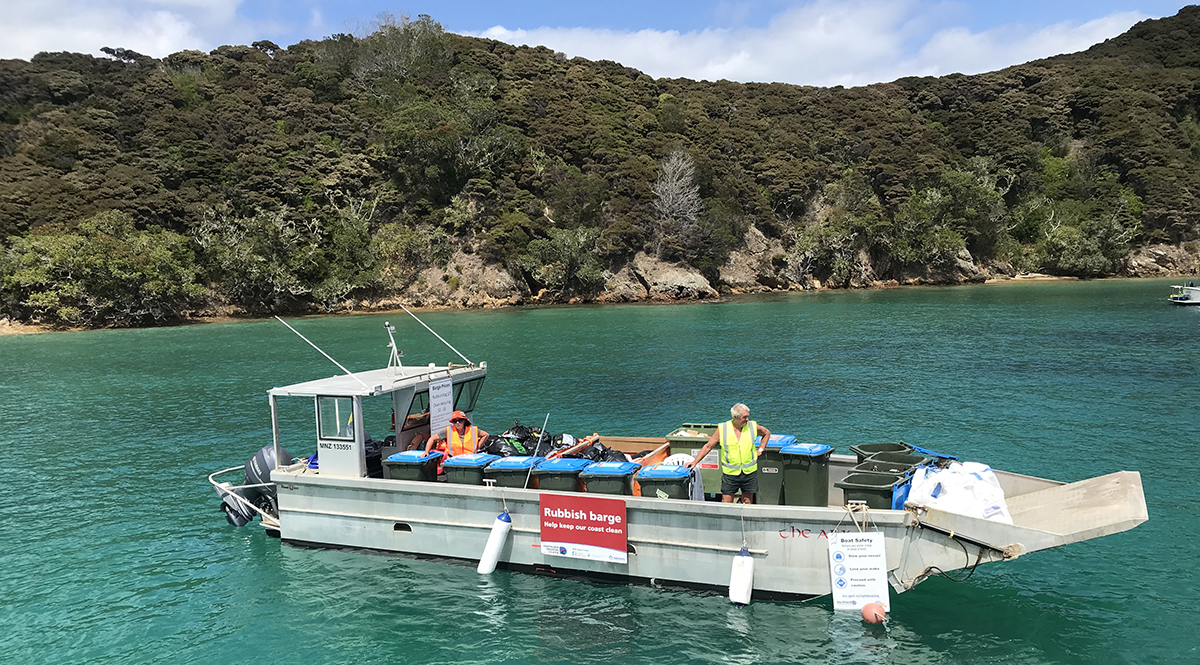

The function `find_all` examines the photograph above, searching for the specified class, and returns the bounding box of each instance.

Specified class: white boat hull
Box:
[1169,285,1200,305]
[271,457,1146,599]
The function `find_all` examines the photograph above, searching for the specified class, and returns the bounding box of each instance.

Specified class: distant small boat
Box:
[1168,284,1200,305]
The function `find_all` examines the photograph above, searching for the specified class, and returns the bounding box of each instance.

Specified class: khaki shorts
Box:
[721,470,759,495]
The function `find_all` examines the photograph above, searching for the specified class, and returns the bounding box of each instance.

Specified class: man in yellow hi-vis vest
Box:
[689,403,771,504]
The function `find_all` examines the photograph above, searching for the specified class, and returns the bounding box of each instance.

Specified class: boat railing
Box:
[208,465,281,528]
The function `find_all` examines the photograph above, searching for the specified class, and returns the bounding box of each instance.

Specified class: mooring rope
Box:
[834,502,875,533]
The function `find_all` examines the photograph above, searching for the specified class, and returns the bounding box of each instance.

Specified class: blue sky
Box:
[1,1,1189,86]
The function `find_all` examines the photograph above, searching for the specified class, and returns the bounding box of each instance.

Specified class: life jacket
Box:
[448,425,478,457]
[719,419,758,475]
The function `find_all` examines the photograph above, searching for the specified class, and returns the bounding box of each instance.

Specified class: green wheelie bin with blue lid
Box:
[442,453,500,485]
[532,457,594,492]
[780,443,834,507]
[484,456,547,488]
[755,434,795,505]
[635,464,692,499]
[383,450,443,482]
[579,461,641,496]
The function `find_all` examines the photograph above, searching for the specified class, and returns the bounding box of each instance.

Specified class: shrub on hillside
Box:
[0,211,205,326]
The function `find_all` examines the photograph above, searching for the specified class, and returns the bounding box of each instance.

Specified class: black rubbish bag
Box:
[568,444,603,462]
[477,437,503,456]
[496,440,522,457]
[501,422,533,442]
[531,438,555,457]
[601,448,629,463]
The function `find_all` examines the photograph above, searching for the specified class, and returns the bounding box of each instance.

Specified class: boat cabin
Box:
[267,362,488,477]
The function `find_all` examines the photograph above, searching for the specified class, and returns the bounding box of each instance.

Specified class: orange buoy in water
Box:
[862,602,886,624]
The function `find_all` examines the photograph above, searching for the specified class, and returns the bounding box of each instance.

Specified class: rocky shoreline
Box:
[3,242,1196,335]
[350,239,1200,310]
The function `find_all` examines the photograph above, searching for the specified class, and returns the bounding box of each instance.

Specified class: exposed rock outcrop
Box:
[596,265,649,302]
[718,227,786,293]
[1124,244,1200,277]
[630,252,719,301]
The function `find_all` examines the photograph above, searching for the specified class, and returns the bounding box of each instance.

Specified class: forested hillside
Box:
[2,8,1200,327]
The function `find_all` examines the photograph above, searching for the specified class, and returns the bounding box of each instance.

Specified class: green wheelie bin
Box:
[579,461,641,496]
[755,434,795,505]
[532,457,593,492]
[442,453,500,485]
[848,442,913,464]
[834,471,908,510]
[780,443,834,507]
[635,464,692,499]
[383,450,443,481]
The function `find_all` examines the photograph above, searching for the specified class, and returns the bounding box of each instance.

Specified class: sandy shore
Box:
[0,319,52,335]
[985,272,1079,283]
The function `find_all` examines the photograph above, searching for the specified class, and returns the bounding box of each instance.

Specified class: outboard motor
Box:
[217,445,293,527]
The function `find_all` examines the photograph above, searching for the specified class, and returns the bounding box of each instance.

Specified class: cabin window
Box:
[453,378,485,413]
[317,396,354,440]
[402,391,430,431]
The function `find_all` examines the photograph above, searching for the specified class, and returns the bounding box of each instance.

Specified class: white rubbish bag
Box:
[906,461,1013,524]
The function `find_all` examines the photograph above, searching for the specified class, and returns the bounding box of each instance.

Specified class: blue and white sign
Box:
[828,532,890,611]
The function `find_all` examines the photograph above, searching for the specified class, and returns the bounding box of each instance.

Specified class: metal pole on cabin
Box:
[270,393,280,476]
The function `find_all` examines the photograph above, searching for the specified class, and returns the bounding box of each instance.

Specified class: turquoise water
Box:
[1,278,1195,664]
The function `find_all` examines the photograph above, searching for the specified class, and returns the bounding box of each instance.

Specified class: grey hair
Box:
[731,403,750,418]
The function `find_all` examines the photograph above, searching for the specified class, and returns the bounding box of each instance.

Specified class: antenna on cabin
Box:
[384,321,403,370]
[274,316,371,391]
[396,304,473,366]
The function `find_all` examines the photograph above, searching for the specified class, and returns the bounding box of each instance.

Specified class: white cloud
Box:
[0,0,1150,84]
[0,0,250,60]
[474,0,1148,87]
[907,12,1145,78]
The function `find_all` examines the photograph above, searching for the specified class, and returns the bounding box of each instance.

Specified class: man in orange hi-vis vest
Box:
[425,410,490,460]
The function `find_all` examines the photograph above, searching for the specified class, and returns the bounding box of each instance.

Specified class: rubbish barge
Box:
[210,322,1148,601]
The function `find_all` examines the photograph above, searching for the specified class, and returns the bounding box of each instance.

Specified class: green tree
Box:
[517,227,605,296]
[0,210,204,326]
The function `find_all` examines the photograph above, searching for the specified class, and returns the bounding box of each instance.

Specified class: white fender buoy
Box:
[477,510,511,574]
[728,546,754,605]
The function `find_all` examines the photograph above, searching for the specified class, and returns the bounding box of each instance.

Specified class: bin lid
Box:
[636,464,691,479]
[580,461,641,476]
[442,453,500,468]
[385,450,443,463]
[780,442,833,457]
[534,458,593,473]
[486,456,545,470]
[757,434,796,450]
[909,444,958,460]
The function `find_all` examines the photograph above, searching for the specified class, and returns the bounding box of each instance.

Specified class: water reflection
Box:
[530,577,637,663]
[827,610,897,662]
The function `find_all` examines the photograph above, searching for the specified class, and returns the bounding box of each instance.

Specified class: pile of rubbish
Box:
[478,421,632,462]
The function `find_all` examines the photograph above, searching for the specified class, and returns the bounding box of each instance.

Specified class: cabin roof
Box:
[268,364,485,398]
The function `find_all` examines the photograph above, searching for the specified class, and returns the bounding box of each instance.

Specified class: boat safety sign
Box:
[540,494,628,564]
[828,532,890,611]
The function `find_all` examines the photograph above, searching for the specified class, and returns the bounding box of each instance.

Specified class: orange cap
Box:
[450,410,470,423]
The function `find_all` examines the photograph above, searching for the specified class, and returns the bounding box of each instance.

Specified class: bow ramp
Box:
[893,471,1147,591]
